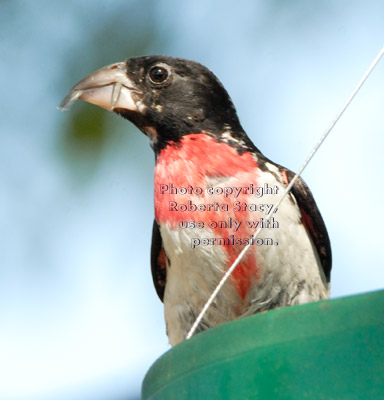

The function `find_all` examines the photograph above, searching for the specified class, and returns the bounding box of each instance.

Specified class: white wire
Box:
[186,45,384,340]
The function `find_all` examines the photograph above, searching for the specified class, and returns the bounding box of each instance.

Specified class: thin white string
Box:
[186,46,384,340]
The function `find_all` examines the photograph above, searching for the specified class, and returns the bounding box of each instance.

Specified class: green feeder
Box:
[142,290,384,399]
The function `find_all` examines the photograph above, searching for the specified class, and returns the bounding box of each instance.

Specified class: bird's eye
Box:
[149,66,169,84]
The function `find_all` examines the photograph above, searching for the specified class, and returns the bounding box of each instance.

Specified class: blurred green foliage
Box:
[60,105,107,184]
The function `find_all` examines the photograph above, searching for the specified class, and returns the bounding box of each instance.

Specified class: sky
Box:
[0,1,383,399]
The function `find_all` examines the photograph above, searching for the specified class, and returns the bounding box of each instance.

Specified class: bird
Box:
[60,55,332,346]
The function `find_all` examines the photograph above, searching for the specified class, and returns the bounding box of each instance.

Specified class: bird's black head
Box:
[60,55,256,153]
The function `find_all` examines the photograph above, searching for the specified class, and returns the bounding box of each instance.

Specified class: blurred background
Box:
[1,0,383,399]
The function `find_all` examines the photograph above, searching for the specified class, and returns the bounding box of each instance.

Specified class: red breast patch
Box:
[154,133,261,300]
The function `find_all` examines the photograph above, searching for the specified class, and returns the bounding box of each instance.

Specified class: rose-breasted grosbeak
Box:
[61,56,331,346]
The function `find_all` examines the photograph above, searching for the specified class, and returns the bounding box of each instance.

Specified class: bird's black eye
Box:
[149,66,169,84]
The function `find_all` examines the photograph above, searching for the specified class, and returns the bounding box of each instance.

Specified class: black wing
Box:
[284,169,332,282]
[150,219,167,301]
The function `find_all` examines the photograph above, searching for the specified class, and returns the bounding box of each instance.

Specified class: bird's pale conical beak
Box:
[58,62,140,112]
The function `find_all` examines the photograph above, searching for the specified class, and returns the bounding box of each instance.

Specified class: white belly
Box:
[159,169,329,346]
